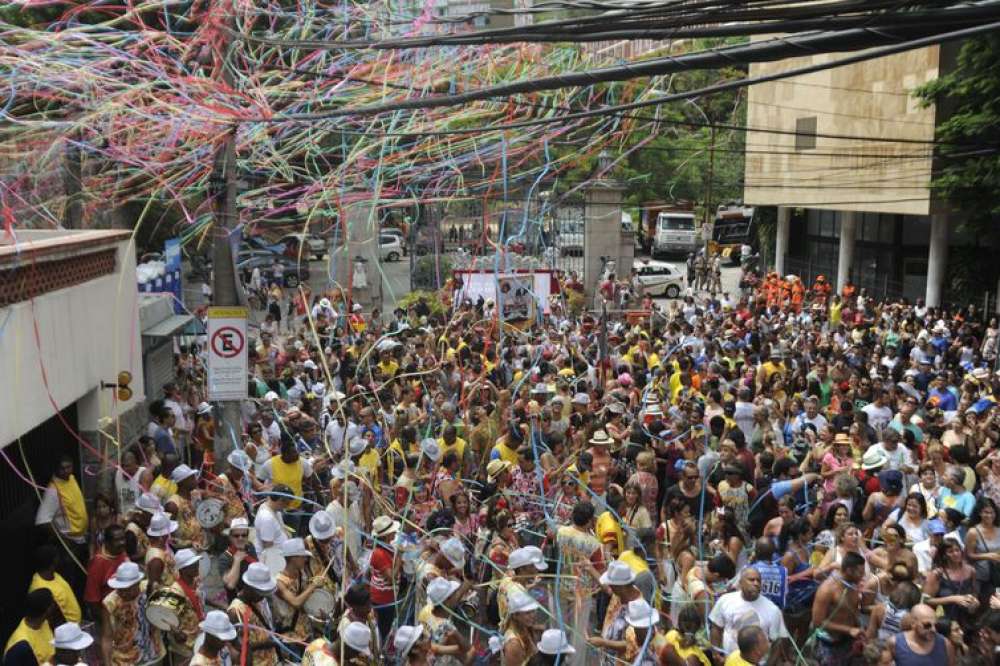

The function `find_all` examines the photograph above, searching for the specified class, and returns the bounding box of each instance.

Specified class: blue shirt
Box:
[938,487,976,518]
[928,388,957,412]
[750,560,787,609]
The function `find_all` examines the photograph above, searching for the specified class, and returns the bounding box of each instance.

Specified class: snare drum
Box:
[195,498,225,529]
[146,590,184,630]
[303,588,336,620]
[261,546,286,576]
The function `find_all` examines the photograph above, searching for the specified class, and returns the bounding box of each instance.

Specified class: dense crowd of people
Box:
[9,263,1000,666]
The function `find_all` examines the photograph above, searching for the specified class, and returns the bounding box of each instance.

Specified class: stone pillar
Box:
[583,181,625,298]
[334,199,383,313]
[775,206,790,275]
[926,214,949,307]
[837,211,857,293]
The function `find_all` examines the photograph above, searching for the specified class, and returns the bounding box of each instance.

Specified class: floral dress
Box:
[168,493,207,550]
[103,582,165,666]
[145,545,177,588]
[228,597,278,666]
[275,571,311,643]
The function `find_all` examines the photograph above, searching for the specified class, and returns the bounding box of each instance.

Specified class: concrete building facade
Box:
[743,42,977,306]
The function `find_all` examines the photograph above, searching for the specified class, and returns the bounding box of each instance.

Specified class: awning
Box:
[142,314,193,337]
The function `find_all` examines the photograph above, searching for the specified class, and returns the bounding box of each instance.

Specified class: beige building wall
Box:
[744,46,941,216]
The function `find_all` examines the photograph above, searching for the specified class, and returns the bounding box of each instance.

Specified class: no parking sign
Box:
[207,307,248,401]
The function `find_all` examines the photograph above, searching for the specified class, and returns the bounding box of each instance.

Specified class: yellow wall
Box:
[744,45,941,216]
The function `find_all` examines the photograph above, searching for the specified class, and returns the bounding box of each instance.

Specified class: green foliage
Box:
[411,254,453,291]
[397,289,448,317]
[915,35,1000,231]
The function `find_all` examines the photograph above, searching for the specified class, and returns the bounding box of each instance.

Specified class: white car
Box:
[633,259,684,298]
[279,233,326,260]
[380,235,403,262]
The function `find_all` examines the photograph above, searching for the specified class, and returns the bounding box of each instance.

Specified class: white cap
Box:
[175,548,203,571]
[508,546,547,571]
[571,392,590,405]
[280,538,312,558]
[348,436,368,457]
[330,461,355,481]
[309,510,337,540]
[439,537,466,569]
[537,629,575,655]
[352,303,363,312]
[507,591,541,614]
[342,621,372,656]
[625,598,660,628]
[393,625,424,657]
[227,449,252,473]
[303,359,318,371]
[242,562,277,593]
[199,610,238,640]
[196,402,213,416]
[420,438,442,462]
[599,560,636,586]
[51,622,94,651]
[426,577,461,606]
[107,561,144,589]
[372,515,400,539]
[170,464,198,483]
[146,511,179,537]
[263,391,279,402]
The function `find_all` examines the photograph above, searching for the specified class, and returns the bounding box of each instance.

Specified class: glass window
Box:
[807,210,820,236]
[901,215,930,245]
[879,215,895,244]
[795,117,817,151]
[861,213,879,242]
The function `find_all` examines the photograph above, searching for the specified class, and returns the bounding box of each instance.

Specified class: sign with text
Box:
[207,307,248,401]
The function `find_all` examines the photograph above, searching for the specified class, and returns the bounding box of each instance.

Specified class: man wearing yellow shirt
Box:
[4,588,55,665]
[596,489,626,561]
[376,348,399,379]
[437,425,468,473]
[29,544,81,625]
[723,625,769,666]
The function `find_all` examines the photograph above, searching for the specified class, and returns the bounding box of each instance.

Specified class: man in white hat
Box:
[164,464,207,551]
[100,561,165,665]
[369,515,401,641]
[305,510,343,597]
[166,548,206,661]
[144,510,179,591]
[220,517,256,601]
[496,546,547,625]
[214,449,254,523]
[590,560,643,657]
[536,628,576,662]
[413,538,472,620]
[301,620,371,665]
[273,538,324,647]
[227,562,278,665]
[123,491,161,563]
[46,621,94,665]
[419,578,473,662]
[393,625,432,663]
[190,610,237,665]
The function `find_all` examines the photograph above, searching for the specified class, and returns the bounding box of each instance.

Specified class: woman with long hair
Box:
[779,517,818,644]
[965,497,1000,611]
[883,492,930,545]
[923,537,980,623]
[449,492,479,549]
[656,497,696,594]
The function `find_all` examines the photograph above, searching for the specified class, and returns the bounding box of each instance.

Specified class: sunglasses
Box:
[684,474,699,480]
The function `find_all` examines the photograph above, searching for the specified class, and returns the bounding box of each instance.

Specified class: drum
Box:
[195,498,225,529]
[146,590,184,630]
[261,546,286,576]
[303,588,336,620]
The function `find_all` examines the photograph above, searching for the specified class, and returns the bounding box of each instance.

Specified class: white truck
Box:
[652,211,699,258]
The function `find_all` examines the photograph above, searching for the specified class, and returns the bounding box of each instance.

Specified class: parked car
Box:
[279,233,327,260]
[633,259,684,298]
[238,253,310,288]
[380,235,403,262]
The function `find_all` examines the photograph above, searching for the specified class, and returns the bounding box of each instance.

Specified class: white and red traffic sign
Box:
[207,307,248,401]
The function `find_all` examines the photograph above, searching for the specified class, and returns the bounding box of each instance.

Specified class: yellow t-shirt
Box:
[356,449,381,493]
[491,440,519,466]
[724,651,755,666]
[151,475,178,502]
[4,619,54,664]
[29,572,81,623]
[664,630,711,666]
[270,456,304,509]
[596,511,624,556]
[618,549,650,576]
[437,436,467,462]
[377,360,399,378]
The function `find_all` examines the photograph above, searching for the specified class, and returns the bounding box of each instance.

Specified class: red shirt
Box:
[83,549,128,603]
[368,546,395,605]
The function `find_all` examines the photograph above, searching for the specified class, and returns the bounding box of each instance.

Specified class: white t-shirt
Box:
[253,502,288,552]
[709,591,789,655]
[868,442,914,472]
[115,467,146,516]
[862,403,893,432]
[324,420,360,455]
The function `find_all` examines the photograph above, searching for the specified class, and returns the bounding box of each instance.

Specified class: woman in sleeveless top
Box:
[965,497,1000,610]
[923,537,980,623]
[780,518,818,644]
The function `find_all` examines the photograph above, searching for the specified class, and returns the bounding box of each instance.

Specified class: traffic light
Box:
[101,371,133,402]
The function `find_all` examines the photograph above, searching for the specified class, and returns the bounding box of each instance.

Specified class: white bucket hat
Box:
[508,546,547,571]
[242,562,277,593]
[146,511,179,537]
[224,517,250,535]
[372,515,401,539]
[625,598,660,628]
[348,437,368,457]
[588,430,613,446]
[537,629,575,655]
[170,464,198,484]
[196,402,213,416]
[507,591,541,615]
[439,537,466,569]
[108,561,144,589]
[426,577,462,607]
[280,538,312,559]
[227,449,252,473]
[175,548,203,571]
[393,625,424,657]
[134,492,162,514]
[420,438,442,463]
[199,610,238,641]
[309,510,337,540]
[51,622,94,651]
[342,621,372,656]
[599,560,636,587]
